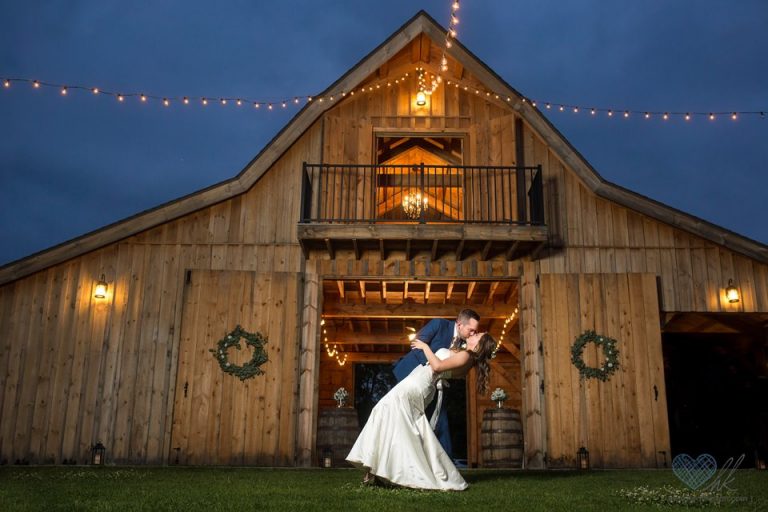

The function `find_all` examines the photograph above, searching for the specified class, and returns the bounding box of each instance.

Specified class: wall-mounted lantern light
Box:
[94,274,108,299]
[725,279,740,303]
[416,90,427,106]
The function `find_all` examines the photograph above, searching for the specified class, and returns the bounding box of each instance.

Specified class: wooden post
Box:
[296,260,320,466]
[520,260,546,468]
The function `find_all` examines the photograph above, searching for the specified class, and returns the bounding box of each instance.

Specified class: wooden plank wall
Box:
[538,273,670,468]
[0,123,321,465]
[524,131,768,313]
[170,270,300,465]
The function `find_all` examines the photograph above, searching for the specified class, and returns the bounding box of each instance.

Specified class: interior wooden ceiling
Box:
[662,312,768,334]
[321,278,520,358]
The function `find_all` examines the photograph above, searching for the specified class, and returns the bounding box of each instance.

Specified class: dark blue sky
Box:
[1,1,766,266]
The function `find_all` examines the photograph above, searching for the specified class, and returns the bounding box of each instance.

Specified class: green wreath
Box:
[570,330,619,381]
[210,325,268,381]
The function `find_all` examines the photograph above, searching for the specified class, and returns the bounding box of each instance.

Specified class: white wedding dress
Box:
[346,348,467,491]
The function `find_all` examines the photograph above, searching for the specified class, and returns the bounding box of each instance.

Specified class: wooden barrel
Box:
[316,407,360,467]
[481,407,523,468]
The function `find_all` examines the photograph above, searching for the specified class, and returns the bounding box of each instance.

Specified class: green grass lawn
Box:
[1,467,766,511]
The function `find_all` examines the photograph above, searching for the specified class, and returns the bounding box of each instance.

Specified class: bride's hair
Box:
[470,333,496,394]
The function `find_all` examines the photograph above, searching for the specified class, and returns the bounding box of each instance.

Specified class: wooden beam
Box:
[486,281,500,305]
[456,239,465,260]
[379,239,385,260]
[446,281,455,301]
[359,280,366,301]
[481,240,493,260]
[336,352,402,363]
[328,351,519,364]
[506,240,521,261]
[352,239,361,260]
[326,333,410,345]
[431,239,439,260]
[403,280,409,302]
[466,281,477,300]
[504,281,518,304]
[424,137,445,149]
[324,238,335,259]
[405,239,411,260]
[425,282,431,302]
[298,223,549,243]
[322,302,512,319]
[336,280,345,299]
[530,241,546,260]
[500,340,521,361]
[381,281,387,303]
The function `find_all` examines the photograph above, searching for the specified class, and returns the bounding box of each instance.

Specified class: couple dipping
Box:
[346,309,497,491]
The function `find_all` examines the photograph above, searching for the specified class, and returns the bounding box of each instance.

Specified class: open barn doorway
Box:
[662,313,768,468]
[318,277,521,468]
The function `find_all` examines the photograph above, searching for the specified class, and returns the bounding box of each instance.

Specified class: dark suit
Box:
[392,318,455,458]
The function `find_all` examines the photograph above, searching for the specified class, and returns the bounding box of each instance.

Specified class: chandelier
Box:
[402,191,428,219]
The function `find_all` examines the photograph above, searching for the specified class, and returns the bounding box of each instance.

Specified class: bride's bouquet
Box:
[334,387,349,407]
[490,387,508,408]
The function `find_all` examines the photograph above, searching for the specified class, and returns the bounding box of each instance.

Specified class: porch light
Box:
[94,274,108,299]
[322,448,333,468]
[91,441,106,465]
[725,279,740,303]
[402,191,427,219]
[577,446,590,470]
[416,90,427,106]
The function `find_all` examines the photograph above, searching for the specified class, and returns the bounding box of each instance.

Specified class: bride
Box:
[346,332,497,491]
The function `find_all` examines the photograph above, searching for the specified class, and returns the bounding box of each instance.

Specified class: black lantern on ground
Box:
[91,442,105,465]
[322,448,333,468]
[577,446,590,470]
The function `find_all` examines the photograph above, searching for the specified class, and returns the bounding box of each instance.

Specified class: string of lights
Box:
[3,73,763,123]
[495,308,519,355]
[321,318,348,367]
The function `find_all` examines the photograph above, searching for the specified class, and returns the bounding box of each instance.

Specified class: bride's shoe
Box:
[362,471,376,485]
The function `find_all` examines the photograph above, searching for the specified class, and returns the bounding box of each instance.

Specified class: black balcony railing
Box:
[300,163,544,225]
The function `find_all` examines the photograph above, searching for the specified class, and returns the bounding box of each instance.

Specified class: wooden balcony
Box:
[297,163,548,260]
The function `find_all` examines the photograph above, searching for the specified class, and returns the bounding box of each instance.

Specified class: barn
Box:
[1,11,766,469]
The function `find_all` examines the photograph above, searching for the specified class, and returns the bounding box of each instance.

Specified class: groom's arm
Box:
[411,319,441,365]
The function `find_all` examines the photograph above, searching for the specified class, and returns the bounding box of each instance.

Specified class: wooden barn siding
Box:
[539,273,670,468]
[0,124,321,464]
[170,270,300,466]
[523,133,768,313]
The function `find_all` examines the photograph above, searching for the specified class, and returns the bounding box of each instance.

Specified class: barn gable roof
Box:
[1,10,766,284]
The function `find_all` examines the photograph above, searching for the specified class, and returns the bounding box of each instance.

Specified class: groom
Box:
[392,308,480,459]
